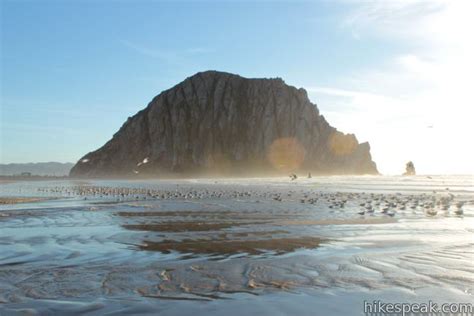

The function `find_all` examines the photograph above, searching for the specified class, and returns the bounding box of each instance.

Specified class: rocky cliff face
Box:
[70,71,378,177]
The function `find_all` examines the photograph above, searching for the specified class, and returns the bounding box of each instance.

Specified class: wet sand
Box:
[139,236,324,255]
[123,222,242,232]
[0,180,15,185]
[0,176,473,315]
[277,218,397,225]
[0,197,54,205]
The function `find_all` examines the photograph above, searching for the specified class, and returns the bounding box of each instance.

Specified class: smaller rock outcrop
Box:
[403,161,416,176]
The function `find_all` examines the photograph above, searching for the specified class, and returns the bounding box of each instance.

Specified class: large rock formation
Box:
[70,71,378,177]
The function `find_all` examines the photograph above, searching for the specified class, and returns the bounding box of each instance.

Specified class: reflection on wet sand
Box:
[119,210,323,257]
[117,206,395,257]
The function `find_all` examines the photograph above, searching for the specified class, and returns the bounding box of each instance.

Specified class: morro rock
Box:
[70,71,378,177]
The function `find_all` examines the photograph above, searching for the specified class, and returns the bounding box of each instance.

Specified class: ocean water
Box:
[0,175,473,315]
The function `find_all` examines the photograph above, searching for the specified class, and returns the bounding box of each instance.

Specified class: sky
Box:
[1,0,473,175]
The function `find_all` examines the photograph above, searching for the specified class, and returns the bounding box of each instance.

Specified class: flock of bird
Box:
[351,193,466,217]
[296,191,467,217]
[36,185,470,218]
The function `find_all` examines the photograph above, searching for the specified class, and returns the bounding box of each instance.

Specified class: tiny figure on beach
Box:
[308,172,312,178]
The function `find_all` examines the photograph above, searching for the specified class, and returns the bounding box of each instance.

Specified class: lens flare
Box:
[267,137,305,172]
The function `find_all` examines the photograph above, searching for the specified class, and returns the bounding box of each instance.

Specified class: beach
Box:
[0,175,473,315]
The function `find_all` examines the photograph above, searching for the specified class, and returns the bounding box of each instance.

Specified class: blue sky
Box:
[1,0,473,174]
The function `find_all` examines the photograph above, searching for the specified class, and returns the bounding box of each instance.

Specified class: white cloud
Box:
[311,0,474,174]
[119,39,183,64]
[342,0,448,43]
[119,40,214,65]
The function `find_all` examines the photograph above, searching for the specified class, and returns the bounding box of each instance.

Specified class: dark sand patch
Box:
[117,210,300,222]
[117,210,236,217]
[123,222,242,232]
[277,218,397,226]
[139,236,323,255]
[0,197,53,205]
[227,230,289,237]
[0,179,16,184]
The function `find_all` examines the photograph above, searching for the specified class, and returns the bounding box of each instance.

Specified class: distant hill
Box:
[0,162,74,176]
